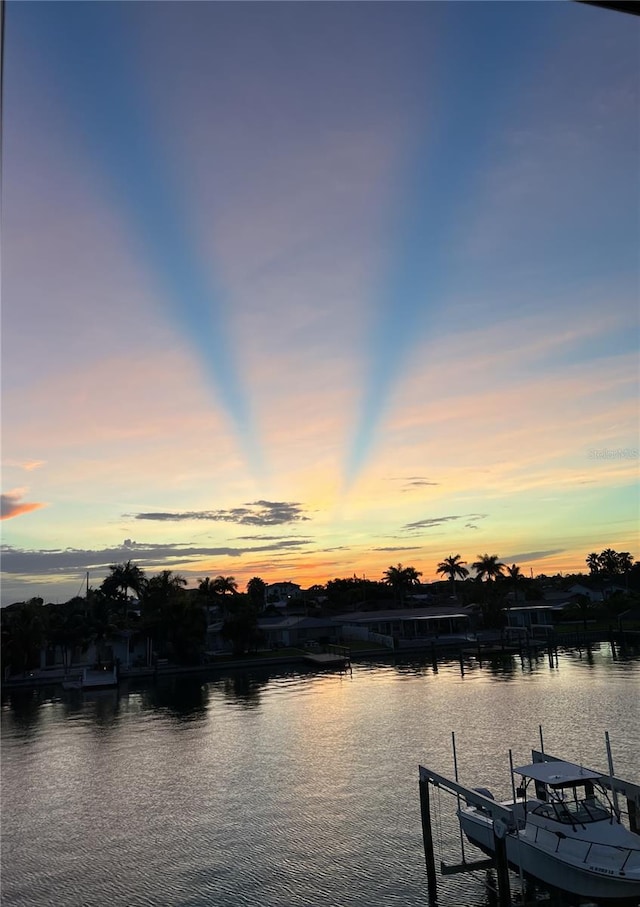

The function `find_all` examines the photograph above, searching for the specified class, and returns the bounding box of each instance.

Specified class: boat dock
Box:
[303,644,351,669]
[418,733,640,907]
[61,666,118,691]
[418,762,516,907]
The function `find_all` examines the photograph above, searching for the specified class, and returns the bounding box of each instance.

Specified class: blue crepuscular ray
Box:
[14,2,261,473]
[344,2,565,487]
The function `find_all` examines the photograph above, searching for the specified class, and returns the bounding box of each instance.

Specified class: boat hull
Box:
[459,809,640,903]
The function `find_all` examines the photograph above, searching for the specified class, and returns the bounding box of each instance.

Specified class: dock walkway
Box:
[303,652,349,666]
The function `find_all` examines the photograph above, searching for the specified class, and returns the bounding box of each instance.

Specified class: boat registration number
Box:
[588,866,616,876]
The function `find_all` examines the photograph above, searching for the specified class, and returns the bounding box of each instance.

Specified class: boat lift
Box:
[418,730,640,907]
[418,762,516,907]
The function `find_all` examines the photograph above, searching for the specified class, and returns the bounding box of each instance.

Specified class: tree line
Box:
[1,564,270,675]
[2,549,636,675]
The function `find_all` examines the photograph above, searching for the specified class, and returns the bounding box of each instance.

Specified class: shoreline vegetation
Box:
[2,549,638,690]
[4,627,640,690]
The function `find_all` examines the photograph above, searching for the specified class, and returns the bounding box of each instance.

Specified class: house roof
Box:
[257,615,338,630]
[337,605,471,623]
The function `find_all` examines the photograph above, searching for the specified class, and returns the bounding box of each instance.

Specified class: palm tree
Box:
[472,554,505,583]
[506,564,523,604]
[221,595,260,657]
[163,596,207,664]
[140,571,189,660]
[102,561,147,621]
[599,549,620,578]
[382,564,422,607]
[145,570,187,600]
[436,555,469,599]
[586,552,601,576]
[197,577,215,599]
[213,576,238,596]
[211,576,239,618]
[617,552,634,591]
[246,577,267,609]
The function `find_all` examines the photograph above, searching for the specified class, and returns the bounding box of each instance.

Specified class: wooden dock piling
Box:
[418,765,514,907]
[492,823,512,907]
[418,774,439,905]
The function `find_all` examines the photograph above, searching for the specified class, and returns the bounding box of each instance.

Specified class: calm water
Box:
[2,644,639,907]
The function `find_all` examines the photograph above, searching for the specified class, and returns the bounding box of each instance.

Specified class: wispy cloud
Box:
[3,459,46,472]
[1,489,46,521]
[502,549,565,563]
[402,514,488,533]
[235,534,313,542]
[133,501,310,526]
[392,476,440,491]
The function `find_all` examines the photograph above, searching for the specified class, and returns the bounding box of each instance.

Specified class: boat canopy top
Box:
[514,760,602,788]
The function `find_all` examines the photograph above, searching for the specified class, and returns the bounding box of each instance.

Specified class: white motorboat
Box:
[458,758,640,903]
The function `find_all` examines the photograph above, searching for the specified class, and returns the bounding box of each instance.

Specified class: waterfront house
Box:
[22,630,148,680]
[257,615,340,648]
[266,582,302,609]
[337,606,472,650]
[504,604,555,639]
[566,583,603,602]
[565,582,626,603]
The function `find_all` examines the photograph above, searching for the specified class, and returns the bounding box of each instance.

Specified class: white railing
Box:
[341,626,394,648]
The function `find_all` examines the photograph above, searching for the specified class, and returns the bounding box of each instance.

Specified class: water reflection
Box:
[391,658,439,677]
[138,675,209,720]
[2,649,638,907]
[574,644,596,665]
[61,688,121,727]
[555,640,640,667]
[1,687,48,736]
[381,649,568,681]
[220,672,264,708]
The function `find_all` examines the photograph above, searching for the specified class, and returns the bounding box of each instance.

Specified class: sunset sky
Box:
[2,1,638,606]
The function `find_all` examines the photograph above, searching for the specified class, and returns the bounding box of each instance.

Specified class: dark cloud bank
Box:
[133,500,309,526]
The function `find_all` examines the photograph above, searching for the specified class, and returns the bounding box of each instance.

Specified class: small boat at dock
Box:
[457,756,640,903]
[419,733,640,905]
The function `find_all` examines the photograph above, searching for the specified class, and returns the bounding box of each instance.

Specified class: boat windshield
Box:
[532,794,611,825]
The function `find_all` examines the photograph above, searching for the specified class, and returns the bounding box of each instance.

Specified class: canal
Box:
[2,643,639,906]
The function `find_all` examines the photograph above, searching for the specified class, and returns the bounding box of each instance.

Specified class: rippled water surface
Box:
[2,644,639,907]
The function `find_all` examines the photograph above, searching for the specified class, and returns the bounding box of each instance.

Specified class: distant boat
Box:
[62,666,118,691]
[458,757,640,903]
